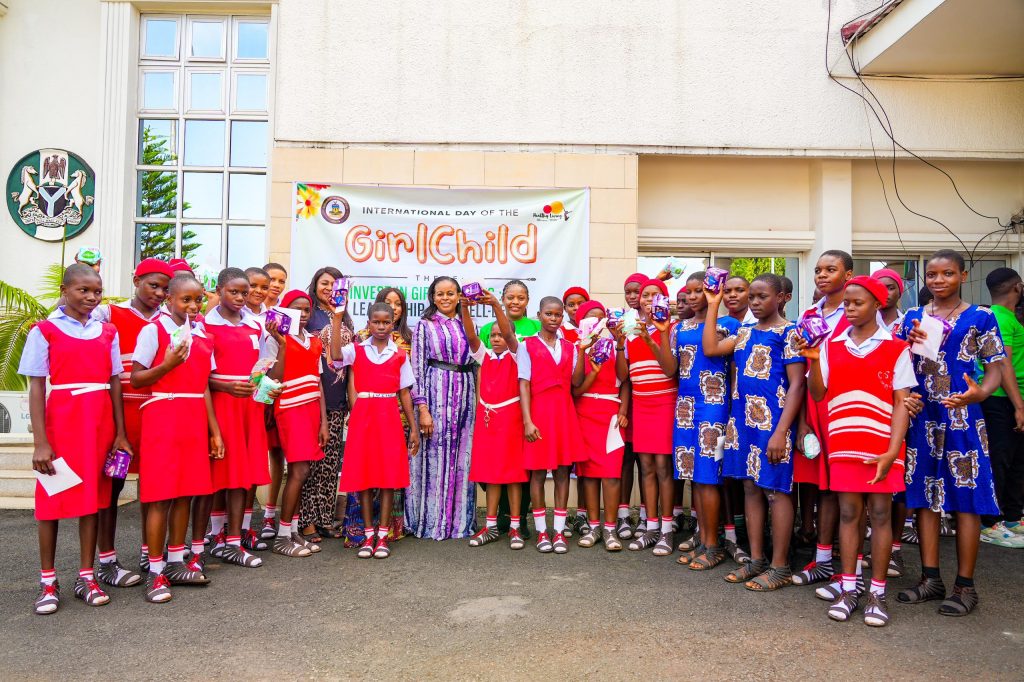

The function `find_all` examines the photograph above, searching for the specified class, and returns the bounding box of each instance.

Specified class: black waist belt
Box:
[427,359,475,373]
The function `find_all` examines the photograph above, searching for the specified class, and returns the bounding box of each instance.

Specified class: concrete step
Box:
[0,496,34,510]
[0,469,137,504]
[0,448,32,469]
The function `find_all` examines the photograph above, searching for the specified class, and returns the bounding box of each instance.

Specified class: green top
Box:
[479,316,541,349]
[991,304,1024,397]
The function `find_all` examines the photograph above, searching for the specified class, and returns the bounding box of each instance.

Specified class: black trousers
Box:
[980,396,1024,526]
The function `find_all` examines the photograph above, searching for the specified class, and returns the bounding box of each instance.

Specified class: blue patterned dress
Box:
[722,323,804,493]
[897,306,1003,515]
[672,316,740,484]
[406,313,477,539]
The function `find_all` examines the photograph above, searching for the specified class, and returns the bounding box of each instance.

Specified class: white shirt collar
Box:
[115,300,162,320]
[204,305,263,330]
[813,298,845,320]
[156,314,207,338]
[834,324,892,345]
[50,306,101,329]
[359,336,398,353]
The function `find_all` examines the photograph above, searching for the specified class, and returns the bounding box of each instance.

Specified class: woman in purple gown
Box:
[407,276,477,540]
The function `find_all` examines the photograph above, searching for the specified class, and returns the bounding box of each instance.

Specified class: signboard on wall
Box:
[6,148,95,241]
[290,184,590,329]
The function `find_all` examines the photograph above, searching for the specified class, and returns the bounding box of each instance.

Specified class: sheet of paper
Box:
[606,415,625,454]
[911,312,944,361]
[715,435,725,462]
[35,457,83,497]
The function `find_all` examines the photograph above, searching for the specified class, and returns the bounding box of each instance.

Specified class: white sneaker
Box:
[1006,520,1024,536]
[980,522,1024,548]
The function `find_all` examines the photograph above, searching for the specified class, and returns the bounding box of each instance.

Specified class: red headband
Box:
[168,258,193,274]
[134,258,174,279]
[677,286,688,299]
[642,278,669,297]
[624,273,647,289]
[562,286,590,304]
[871,268,905,295]
[846,275,888,304]
[281,289,312,309]
[574,300,606,325]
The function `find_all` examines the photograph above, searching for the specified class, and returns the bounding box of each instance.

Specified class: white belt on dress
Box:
[357,392,397,398]
[140,392,205,409]
[210,373,250,382]
[50,382,110,396]
[479,396,520,426]
[582,392,620,403]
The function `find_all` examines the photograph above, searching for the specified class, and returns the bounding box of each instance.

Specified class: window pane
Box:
[227,225,265,268]
[236,22,268,60]
[137,171,179,218]
[228,174,266,220]
[854,258,918,312]
[189,72,222,110]
[143,72,175,109]
[135,223,176,263]
[235,73,267,111]
[230,121,267,167]
[182,172,223,218]
[144,19,177,58]
[182,224,222,269]
[191,20,224,59]
[138,120,176,165]
[184,120,225,166]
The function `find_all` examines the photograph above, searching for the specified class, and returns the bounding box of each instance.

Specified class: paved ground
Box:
[1,506,1022,681]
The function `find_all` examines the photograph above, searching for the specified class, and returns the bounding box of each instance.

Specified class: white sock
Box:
[724,524,737,543]
[673,505,684,517]
[263,504,278,521]
[589,519,600,531]
[576,508,588,520]
[242,508,253,531]
[553,509,567,533]
[639,505,647,520]
[149,559,166,576]
[646,517,658,531]
[210,513,227,536]
[377,527,388,538]
[166,545,185,563]
[278,520,292,538]
[40,569,57,586]
[510,516,521,530]
[815,544,832,564]
[533,509,547,534]
[226,535,241,547]
[190,540,204,556]
[855,555,864,577]
[870,579,886,596]
[841,574,856,593]
[617,505,630,520]
[660,516,673,534]
[604,522,615,532]
[486,516,497,529]
[98,550,116,565]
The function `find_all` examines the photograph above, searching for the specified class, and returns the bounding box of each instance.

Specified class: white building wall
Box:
[0,0,103,292]
[275,0,1024,157]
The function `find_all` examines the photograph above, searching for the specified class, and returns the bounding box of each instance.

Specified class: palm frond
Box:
[0,280,48,320]
[37,263,65,306]
[0,309,37,391]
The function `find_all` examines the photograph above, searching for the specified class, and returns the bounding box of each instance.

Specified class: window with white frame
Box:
[853,256,1009,308]
[135,13,270,270]
[637,253,802,320]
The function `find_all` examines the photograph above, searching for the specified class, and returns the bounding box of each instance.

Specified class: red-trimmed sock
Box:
[870,579,886,596]
[263,504,278,521]
[533,508,547,534]
[190,540,205,556]
[226,535,241,547]
[588,518,600,531]
[79,568,96,581]
[841,573,856,593]
[617,504,630,520]
[510,515,521,530]
[660,516,673,534]
[724,524,737,543]
[815,544,832,564]
[485,516,497,529]
[646,517,659,532]
[148,555,165,576]
[40,569,56,586]
[891,541,901,552]
[98,550,116,565]
[278,520,292,538]
[210,512,227,536]
[167,544,185,563]
[553,509,568,533]
[242,508,253,532]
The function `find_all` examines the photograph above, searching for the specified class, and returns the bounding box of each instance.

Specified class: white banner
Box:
[290,184,590,330]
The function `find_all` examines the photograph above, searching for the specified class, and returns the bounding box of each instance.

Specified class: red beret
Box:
[280,289,312,309]
[642,278,669,297]
[134,258,173,279]
[624,273,647,289]
[168,258,193,274]
[846,275,888,304]
[562,286,590,304]
[574,300,606,325]
[871,268,905,295]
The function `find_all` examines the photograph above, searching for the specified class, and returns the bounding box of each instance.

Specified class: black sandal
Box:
[316,524,343,539]
[938,585,978,616]
[725,558,768,584]
[689,546,727,571]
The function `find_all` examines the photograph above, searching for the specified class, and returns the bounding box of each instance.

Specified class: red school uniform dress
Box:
[575,348,625,479]
[25,319,117,520]
[101,303,162,473]
[204,306,272,489]
[274,331,326,464]
[518,336,585,470]
[135,318,215,502]
[794,303,851,488]
[339,340,412,490]
[822,329,913,493]
[469,348,527,485]
[626,328,677,455]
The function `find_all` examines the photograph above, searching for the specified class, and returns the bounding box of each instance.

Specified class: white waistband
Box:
[282,374,319,388]
[357,392,397,398]
[479,396,520,411]
[140,392,205,409]
[581,392,620,402]
[50,382,110,396]
[210,373,250,382]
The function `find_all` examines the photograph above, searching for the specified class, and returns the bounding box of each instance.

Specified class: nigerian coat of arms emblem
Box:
[6,148,95,241]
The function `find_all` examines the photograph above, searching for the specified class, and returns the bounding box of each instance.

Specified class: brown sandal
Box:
[675,544,704,565]
[725,558,768,583]
[689,546,727,571]
[745,565,793,591]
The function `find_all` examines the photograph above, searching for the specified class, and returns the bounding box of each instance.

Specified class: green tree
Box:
[137,125,197,263]
[727,257,787,281]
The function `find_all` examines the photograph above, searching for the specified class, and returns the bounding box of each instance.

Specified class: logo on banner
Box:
[321,195,351,224]
[534,200,571,222]
[6,148,95,241]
